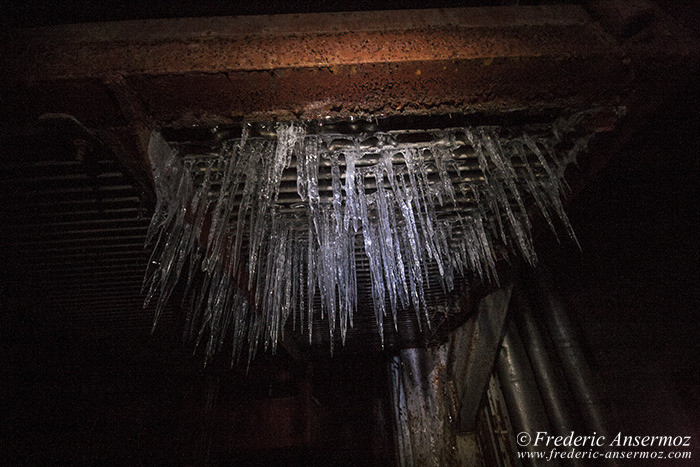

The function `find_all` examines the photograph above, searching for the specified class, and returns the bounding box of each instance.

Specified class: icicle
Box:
[144,113,593,364]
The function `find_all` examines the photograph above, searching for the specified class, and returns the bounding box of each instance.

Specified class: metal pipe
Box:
[389,356,414,467]
[533,272,612,439]
[496,320,551,462]
[391,348,476,466]
[513,288,578,437]
[390,349,441,466]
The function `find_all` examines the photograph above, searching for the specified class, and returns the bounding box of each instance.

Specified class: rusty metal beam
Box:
[1,3,696,233]
[2,5,630,124]
[3,6,613,76]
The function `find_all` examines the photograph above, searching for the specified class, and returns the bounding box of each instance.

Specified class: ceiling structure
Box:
[1,2,697,349]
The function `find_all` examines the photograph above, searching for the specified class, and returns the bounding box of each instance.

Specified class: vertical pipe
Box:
[497,320,551,463]
[533,272,612,439]
[513,289,578,437]
[398,347,443,466]
[389,356,414,467]
[390,348,479,466]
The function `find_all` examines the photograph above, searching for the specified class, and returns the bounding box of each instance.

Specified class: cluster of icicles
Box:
[144,115,589,366]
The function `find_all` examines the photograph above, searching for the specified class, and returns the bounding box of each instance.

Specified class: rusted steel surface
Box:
[126,55,627,123]
[2,5,629,124]
[3,6,607,77]
[2,3,696,203]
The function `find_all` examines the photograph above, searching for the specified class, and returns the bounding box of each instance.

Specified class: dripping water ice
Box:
[144,115,590,365]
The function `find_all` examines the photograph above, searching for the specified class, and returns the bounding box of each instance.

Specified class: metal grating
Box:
[155,112,587,351]
[0,110,600,354]
[0,120,177,335]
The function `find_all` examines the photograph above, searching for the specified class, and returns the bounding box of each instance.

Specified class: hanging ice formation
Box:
[143,113,591,365]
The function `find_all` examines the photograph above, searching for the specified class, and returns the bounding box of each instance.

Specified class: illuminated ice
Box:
[144,115,590,364]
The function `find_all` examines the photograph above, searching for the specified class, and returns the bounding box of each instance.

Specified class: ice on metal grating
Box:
[143,114,591,366]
